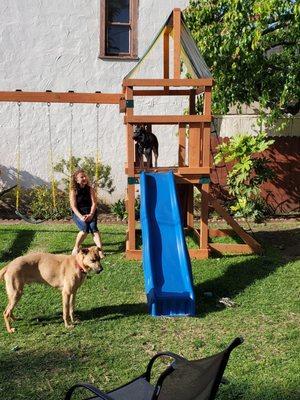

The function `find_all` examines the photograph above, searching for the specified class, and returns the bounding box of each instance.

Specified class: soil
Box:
[251,220,300,261]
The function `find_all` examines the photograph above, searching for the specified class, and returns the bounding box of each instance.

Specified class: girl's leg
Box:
[92,231,104,258]
[72,231,88,255]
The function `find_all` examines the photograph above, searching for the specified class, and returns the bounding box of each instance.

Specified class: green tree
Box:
[54,156,115,194]
[184,0,300,126]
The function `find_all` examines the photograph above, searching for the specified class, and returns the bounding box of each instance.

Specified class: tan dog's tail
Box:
[0,266,7,281]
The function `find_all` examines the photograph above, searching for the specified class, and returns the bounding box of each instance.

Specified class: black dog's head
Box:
[133,125,145,141]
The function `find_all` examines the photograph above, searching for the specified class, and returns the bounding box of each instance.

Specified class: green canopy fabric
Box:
[124,11,212,80]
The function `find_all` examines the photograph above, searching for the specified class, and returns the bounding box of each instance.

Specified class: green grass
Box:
[0,222,299,400]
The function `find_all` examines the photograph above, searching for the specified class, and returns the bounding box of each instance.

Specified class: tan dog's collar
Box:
[75,259,87,274]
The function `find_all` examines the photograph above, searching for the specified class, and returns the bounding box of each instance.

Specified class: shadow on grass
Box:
[0,230,36,262]
[77,303,148,321]
[254,227,300,260]
[194,227,300,317]
[31,302,148,325]
[194,251,283,317]
[0,349,298,400]
[219,381,300,400]
[0,349,77,399]
[0,228,76,234]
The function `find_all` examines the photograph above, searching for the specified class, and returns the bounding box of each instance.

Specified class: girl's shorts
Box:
[72,207,98,233]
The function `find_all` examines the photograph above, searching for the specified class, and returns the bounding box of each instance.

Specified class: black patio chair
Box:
[65,337,243,400]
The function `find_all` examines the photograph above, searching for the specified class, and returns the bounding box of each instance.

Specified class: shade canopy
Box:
[124,11,212,80]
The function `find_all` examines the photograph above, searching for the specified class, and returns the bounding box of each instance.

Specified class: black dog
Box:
[133,125,159,169]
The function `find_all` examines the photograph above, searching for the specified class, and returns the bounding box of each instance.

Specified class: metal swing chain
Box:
[69,102,74,192]
[47,102,57,209]
[95,103,100,195]
[16,102,22,210]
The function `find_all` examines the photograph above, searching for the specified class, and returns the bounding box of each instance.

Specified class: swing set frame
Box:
[0,90,125,223]
[0,8,261,257]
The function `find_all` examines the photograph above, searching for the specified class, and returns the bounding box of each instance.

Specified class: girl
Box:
[69,169,104,257]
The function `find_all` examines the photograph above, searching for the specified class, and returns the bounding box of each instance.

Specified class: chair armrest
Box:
[65,383,113,400]
[227,337,244,352]
[145,351,185,382]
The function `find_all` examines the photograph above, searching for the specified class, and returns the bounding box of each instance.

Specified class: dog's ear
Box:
[80,248,89,255]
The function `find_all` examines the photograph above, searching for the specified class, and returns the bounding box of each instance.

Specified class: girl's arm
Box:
[89,187,97,217]
[84,187,97,222]
[69,189,84,220]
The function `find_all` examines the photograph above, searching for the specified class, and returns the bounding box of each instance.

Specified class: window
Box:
[100,0,138,59]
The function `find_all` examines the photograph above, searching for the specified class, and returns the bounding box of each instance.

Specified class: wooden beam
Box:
[0,91,124,104]
[200,183,209,250]
[189,88,196,115]
[203,84,212,169]
[208,193,262,253]
[186,185,194,229]
[209,243,256,255]
[124,115,211,124]
[133,89,203,96]
[189,249,210,259]
[123,78,213,87]
[203,122,211,168]
[125,248,142,260]
[125,166,210,178]
[173,8,181,79]
[188,90,202,168]
[177,167,210,174]
[126,248,210,260]
[175,176,209,184]
[204,85,212,116]
[125,86,136,251]
[178,123,186,166]
[209,228,237,238]
[163,28,170,80]
[188,123,202,167]
[119,98,126,113]
[126,87,135,176]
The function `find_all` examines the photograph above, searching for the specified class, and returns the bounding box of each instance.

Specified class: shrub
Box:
[17,157,115,221]
[215,132,275,222]
[28,184,70,220]
[54,156,115,194]
[111,199,127,221]
[111,196,140,221]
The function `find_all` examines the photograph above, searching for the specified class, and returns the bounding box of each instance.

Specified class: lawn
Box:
[0,221,299,400]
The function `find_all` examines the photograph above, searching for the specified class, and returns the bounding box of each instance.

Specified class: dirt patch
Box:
[251,220,300,261]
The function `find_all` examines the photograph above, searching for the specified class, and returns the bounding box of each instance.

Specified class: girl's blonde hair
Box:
[71,169,91,191]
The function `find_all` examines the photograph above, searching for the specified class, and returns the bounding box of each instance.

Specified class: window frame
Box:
[99,0,138,60]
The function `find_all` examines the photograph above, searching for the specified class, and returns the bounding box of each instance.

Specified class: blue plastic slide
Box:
[140,171,195,316]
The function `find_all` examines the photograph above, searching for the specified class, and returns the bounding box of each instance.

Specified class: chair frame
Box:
[65,337,244,400]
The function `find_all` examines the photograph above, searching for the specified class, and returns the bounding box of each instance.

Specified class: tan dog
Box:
[0,246,103,333]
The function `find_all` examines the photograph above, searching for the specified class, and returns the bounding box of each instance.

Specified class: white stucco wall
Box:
[0,0,189,203]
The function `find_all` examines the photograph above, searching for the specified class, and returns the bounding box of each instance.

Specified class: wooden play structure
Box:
[123,8,261,259]
[0,8,261,258]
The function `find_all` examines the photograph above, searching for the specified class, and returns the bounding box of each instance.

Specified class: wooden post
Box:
[188,89,201,167]
[208,194,262,253]
[200,183,209,252]
[126,86,136,251]
[173,8,181,79]
[203,85,212,169]
[178,123,186,166]
[187,185,194,228]
[186,89,198,229]
[163,27,170,84]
